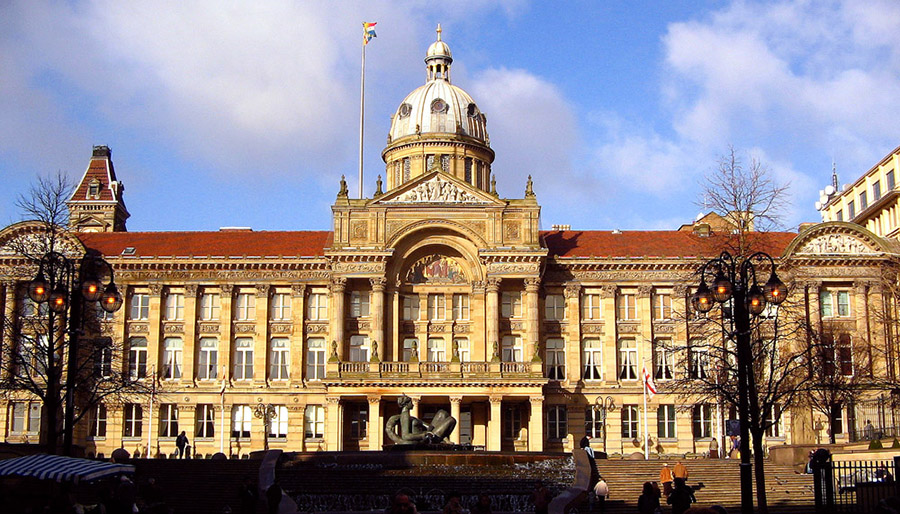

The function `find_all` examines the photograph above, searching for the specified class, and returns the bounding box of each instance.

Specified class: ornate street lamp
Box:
[690,251,787,514]
[254,402,278,451]
[594,395,616,453]
[27,251,122,455]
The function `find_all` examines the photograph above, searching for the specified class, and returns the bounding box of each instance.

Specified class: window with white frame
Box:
[583,339,603,380]
[196,404,215,438]
[199,292,220,321]
[428,293,446,320]
[269,338,290,380]
[621,405,639,439]
[306,338,326,380]
[349,335,369,362]
[402,295,420,321]
[820,289,851,318]
[427,337,446,362]
[689,345,709,380]
[501,291,522,318]
[617,291,636,320]
[653,292,672,320]
[403,338,418,361]
[162,337,183,379]
[232,405,251,438]
[233,338,254,380]
[454,337,469,362]
[504,405,523,439]
[88,404,107,438]
[348,404,368,439]
[129,293,150,320]
[128,337,147,380]
[545,294,566,321]
[270,293,291,321]
[10,401,41,435]
[654,338,674,380]
[350,291,370,318]
[545,338,565,380]
[547,405,568,439]
[197,338,218,380]
[235,293,255,321]
[618,338,638,380]
[159,404,179,438]
[96,343,113,378]
[581,293,601,320]
[452,293,470,320]
[585,406,603,439]
[165,292,184,321]
[822,333,854,377]
[764,404,782,437]
[657,405,676,439]
[123,403,143,438]
[501,335,523,362]
[269,405,289,438]
[305,405,325,439]
[307,291,328,320]
[692,404,713,438]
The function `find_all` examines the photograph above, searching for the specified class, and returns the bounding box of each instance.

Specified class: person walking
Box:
[660,463,674,497]
[674,461,689,482]
[637,481,661,514]
[176,430,189,459]
[667,478,696,514]
[592,476,609,513]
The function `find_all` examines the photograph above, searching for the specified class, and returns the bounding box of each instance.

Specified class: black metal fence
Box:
[813,455,899,513]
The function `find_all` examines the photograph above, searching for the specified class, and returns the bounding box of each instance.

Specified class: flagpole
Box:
[358,37,366,199]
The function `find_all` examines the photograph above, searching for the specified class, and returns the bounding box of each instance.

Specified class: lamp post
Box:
[27,251,123,455]
[691,251,786,514]
[254,402,278,451]
[595,395,616,453]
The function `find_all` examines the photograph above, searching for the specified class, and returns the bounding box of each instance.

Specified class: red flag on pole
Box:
[642,366,657,398]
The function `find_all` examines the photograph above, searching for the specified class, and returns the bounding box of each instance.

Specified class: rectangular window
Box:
[349,335,369,362]
[617,292,636,320]
[764,405,782,438]
[545,294,566,320]
[270,293,291,321]
[837,291,850,316]
[820,290,833,318]
[860,191,868,210]
[692,404,713,438]
[836,209,843,222]
[21,296,47,318]
[233,338,254,380]
[350,291,370,318]
[824,333,854,376]
[689,345,709,380]
[235,293,255,321]
[501,291,522,318]
[427,337,446,362]
[889,170,896,190]
[95,301,115,321]
[621,405,639,439]
[821,289,851,317]
[585,406,603,439]
[874,180,882,201]
[307,291,328,321]
[95,343,113,378]
[464,157,473,184]
[581,293,601,320]
[11,402,41,434]
[305,405,325,439]
[454,337,469,362]
[269,405,289,439]
[545,338,566,380]
[618,338,638,380]
[654,339,674,380]
[269,338,290,380]
[231,405,251,439]
[501,335,523,362]
[129,293,150,320]
[658,405,676,439]
[653,293,672,320]
[547,406,568,440]
[88,404,107,438]
[165,293,184,321]
[197,338,218,380]
[848,200,856,218]
[128,337,148,380]
[159,404,179,438]
[504,405,523,439]
[428,293,446,321]
[196,404,215,438]
[402,338,418,362]
[123,403,143,438]
[162,337,183,379]
[402,295,420,321]
[452,293,470,320]
[199,292,220,321]
[348,404,368,440]
[306,338,326,380]
[583,339,602,380]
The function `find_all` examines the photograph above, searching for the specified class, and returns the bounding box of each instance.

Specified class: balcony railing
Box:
[327,360,544,382]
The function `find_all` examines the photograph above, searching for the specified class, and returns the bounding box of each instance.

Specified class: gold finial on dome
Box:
[436,23,442,41]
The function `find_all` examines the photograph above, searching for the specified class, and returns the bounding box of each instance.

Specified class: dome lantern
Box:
[425,24,453,82]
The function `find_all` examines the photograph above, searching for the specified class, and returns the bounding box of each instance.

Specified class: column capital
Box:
[255,284,269,298]
[529,396,544,406]
[331,277,347,293]
[637,285,653,297]
[486,278,501,293]
[600,284,617,299]
[367,396,382,406]
[220,283,234,295]
[564,283,581,299]
[471,280,486,295]
[149,283,163,297]
[673,285,688,297]
[370,277,387,292]
[184,284,199,297]
[489,396,503,405]
[806,281,822,295]
[325,396,341,406]
[525,278,541,292]
[449,396,463,405]
[291,283,306,297]
[853,281,870,294]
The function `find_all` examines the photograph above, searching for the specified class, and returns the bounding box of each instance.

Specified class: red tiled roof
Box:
[70,158,117,203]
[540,230,797,258]
[78,231,332,258]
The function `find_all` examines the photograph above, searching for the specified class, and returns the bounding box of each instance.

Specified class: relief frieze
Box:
[128,323,149,334]
[198,324,220,333]
[270,323,292,334]
[163,323,184,334]
[452,324,470,334]
[796,233,877,255]
[487,262,540,275]
[581,323,604,334]
[305,323,328,334]
[617,323,641,334]
[383,175,490,204]
[113,270,330,281]
[332,262,384,274]
[653,323,675,334]
[233,323,256,334]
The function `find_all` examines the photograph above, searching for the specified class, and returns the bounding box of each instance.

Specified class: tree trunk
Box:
[751,427,769,514]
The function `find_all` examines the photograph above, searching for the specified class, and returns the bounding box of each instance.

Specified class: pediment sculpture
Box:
[383,175,487,204]
[796,233,877,255]
[405,255,467,284]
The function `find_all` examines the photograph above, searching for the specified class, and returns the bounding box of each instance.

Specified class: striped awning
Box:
[0,454,135,483]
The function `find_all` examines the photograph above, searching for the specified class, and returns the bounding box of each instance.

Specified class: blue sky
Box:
[2,1,900,233]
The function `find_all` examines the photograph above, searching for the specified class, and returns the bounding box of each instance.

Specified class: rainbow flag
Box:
[363,22,377,45]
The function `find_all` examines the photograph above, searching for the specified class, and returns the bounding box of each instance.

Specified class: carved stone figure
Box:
[384,395,456,445]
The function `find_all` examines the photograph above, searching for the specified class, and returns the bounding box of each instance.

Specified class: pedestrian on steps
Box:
[660,463,674,497]
[637,481,661,514]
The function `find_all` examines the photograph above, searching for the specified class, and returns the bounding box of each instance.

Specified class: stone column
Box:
[325,396,342,451]
[564,284,581,382]
[330,278,346,360]
[147,284,163,380]
[254,284,269,384]
[638,285,653,370]
[528,396,544,452]
[290,284,306,381]
[450,396,463,445]
[390,285,400,362]
[370,278,386,360]
[1,282,17,381]
[488,396,502,451]
[855,281,873,374]
[471,281,486,360]
[367,396,381,450]
[182,284,198,384]
[524,278,541,362]
[600,285,617,380]
[486,279,501,360]
[219,284,234,381]
[807,282,822,328]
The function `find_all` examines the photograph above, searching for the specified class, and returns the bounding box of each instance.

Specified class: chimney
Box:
[92,145,111,158]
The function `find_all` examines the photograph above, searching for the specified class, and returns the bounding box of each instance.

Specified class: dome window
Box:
[431,99,448,114]
[467,104,479,117]
[399,103,412,118]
